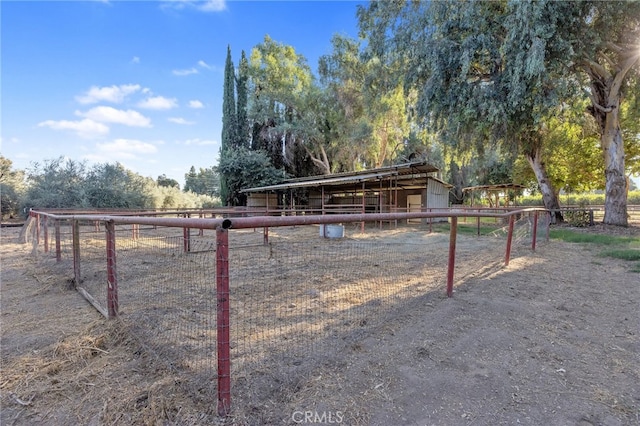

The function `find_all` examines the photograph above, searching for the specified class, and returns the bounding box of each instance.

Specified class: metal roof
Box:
[241,161,441,193]
[462,184,526,193]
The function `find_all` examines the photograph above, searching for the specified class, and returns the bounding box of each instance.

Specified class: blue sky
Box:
[1,0,363,186]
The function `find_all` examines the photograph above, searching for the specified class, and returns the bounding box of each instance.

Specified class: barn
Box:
[242,161,452,223]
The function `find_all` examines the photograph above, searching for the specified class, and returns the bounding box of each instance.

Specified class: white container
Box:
[319,224,344,238]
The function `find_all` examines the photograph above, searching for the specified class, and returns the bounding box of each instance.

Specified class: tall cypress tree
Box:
[220,45,236,205]
[236,50,249,149]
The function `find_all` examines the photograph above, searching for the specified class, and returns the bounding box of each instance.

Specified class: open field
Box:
[1,222,639,425]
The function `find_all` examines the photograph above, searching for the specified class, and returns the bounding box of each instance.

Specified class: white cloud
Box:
[131,56,140,64]
[161,0,226,13]
[188,100,204,109]
[137,96,178,110]
[75,84,141,104]
[88,139,158,161]
[0,136,21,146]
[38,118,110,138]
[198,60,213,69]
[198,0,226,12]
[77,106,152,127]
[172,67,199,76]
[182,138,217,146]
[168,117,195,125]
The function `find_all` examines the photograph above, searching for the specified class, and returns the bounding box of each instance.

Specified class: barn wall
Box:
[247,193,278,209]
[425,179,450,223]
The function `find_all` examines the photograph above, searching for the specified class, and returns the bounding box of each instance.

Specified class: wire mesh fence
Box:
[22,209,546,417]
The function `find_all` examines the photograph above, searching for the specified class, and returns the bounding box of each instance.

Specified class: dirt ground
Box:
[1,222,638,425]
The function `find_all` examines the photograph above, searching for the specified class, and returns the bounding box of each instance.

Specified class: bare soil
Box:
[1,223,638,425]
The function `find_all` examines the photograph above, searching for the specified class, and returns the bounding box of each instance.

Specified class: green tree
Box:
[357,1,574,220]
[364,0,640,225]
[319,34,410,171]
[220,45,237,205]
[157,174,180,189]
[0,156,26,218]
[248,35,316,175]
[24,157,88,209]
[236,50,250,150]
[563,1,640,225]
[183,166,220,197]
[217,147,285,206]
[85,163,154,209]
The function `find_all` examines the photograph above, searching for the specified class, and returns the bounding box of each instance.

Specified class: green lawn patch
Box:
[598,248,640,261]
[549,229,638,245]
[550,228,640,273]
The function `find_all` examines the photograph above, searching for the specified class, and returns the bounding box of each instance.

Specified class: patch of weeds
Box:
[550,229,640,273]
[598,249,640,261]
[549,229,638,245]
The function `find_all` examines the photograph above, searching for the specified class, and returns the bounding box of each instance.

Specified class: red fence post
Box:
[216,227,231,416]
[505,215,515,266]
[183,227,191,252]
[72,220,81,286]
[106,221,118,318]
[446,217,458,297]
[43,215,49,253]
[263,227,269,245]
[531,212,538,251]
[55,220,61,262]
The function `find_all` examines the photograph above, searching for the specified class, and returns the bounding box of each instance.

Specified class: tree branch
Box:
[591,101,613,113]
[609,50,640,102]
[304,146,331,175]
[578,58,612,81]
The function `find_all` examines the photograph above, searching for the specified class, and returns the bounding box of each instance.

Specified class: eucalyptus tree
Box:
[359,0,569,219]
[318,34,370,171]
[247,35,317,176]
[359,0,640,225]
[563,1,640,225]
[319,34,410,170]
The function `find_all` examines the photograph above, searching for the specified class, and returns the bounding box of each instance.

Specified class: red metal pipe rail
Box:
[216,227,231,416]
[29,206,547,419]
[220,208,546,229]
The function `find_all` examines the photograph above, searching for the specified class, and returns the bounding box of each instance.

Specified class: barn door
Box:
[407,194,422,224]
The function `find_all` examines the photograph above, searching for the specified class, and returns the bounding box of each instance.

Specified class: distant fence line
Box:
[25,207,548,417]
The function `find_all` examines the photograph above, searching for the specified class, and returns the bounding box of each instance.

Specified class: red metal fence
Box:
[25,207,547,417]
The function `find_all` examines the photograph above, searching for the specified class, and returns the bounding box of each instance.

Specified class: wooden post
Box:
[43,215,49,253]
[106,221,118,318]
[72,220,81,286]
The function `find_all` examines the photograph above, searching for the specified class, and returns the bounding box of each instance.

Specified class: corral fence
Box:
[23,207,548,417]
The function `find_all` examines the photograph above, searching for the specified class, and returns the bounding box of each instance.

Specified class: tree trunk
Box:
[581,51,639,226]
[601,111,628,226]
[585,76,629,226]
[526,147,563,223]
